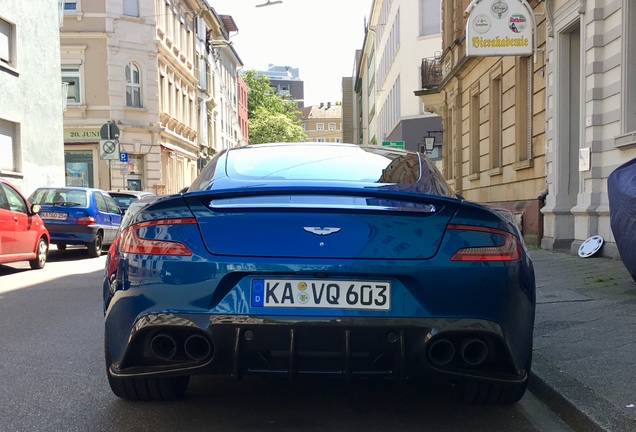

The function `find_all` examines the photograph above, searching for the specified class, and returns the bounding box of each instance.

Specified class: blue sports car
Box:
[103,143,536,404]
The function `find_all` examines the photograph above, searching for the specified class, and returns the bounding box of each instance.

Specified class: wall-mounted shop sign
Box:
[465,0,535,57]
[64,128,101,142]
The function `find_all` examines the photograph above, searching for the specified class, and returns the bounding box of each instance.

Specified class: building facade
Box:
[541,0,636,258]
[300,103,343,143]
[416,0,548,246]
[60,0,242,196]
[1,0,65,195]
[257,64,305,108]
[353,0,444,156]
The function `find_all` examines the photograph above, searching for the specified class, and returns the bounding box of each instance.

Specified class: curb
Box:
[529,353,636,432]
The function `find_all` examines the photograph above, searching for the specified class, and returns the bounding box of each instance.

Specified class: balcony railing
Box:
[420,55,443,91]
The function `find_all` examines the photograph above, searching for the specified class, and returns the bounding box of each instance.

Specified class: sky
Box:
[210,0,372,107]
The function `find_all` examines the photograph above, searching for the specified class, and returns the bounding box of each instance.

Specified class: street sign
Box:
[120,164,130,175]
[120,152,129,163]
[99,139,120,160]
[100,122,120,140]
[381,141,405,149]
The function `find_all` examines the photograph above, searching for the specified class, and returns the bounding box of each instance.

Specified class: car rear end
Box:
[103,144,535,403]
[29,188,98,246]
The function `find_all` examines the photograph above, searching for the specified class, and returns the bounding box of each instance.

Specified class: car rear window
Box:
[30,189,88,207]
[225,145,413,183]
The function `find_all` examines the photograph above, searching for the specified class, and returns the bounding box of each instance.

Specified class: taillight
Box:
[448,224,522,261]
[77,216,96,225]
[119,218,196,256]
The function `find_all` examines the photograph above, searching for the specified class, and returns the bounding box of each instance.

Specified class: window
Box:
[328,123,336,130]
[317,123,324,131]
[0,118,19,172]
[62,64,82,104]
[3,184,27,213]
[123,0,139,17]
[420,0,441,37]
[489,69,502,170]
[104,194,120,214]
[0,17,14,67]
[95,192,108,212]
[126,62,142,107]
[515,56,532,163]
[64,1,77,11]
[469,85,480,175]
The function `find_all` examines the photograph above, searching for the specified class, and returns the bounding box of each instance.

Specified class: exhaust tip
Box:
[184,334,213,361]
[460,338,488,366]
[427,338,456,366]
[150,333,178,360]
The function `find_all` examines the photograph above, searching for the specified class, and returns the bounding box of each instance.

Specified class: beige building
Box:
[1,0,65,195]
[417,0,547,246]
[60,0,241,195]
[541,0,636,258]
[300,103,343,143]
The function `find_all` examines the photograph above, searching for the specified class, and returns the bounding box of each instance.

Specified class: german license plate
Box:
[41,212,67,220]
[251,279,391,310]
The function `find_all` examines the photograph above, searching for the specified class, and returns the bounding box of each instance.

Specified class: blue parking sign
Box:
[119,152,128,163]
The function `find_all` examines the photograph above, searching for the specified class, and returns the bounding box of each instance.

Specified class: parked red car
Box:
[0,179,50,269]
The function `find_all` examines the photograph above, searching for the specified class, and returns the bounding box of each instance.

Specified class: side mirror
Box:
[31,204,42,214]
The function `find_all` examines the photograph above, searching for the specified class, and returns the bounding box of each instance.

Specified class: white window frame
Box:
[126,62,143,107]
[61,46,86,106]
[62,63,82,105]
[316,123,324,131]
[0,118,19,173]
[0,17,14,67]
[328,123,336,130]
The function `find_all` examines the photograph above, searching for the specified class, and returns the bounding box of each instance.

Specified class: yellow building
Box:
[417,0,546,246]
[299,103,343,143]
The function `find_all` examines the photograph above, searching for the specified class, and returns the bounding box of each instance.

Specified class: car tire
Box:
[104,341,189,401]
[87,233,103,258]
[29,238,48,270]
[57,244,67,251]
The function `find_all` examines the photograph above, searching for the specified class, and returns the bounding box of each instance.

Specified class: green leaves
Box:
[243,70,306,144]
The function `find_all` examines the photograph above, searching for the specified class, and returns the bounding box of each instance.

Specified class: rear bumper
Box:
[46,224,100,245]
[107,313,530,386]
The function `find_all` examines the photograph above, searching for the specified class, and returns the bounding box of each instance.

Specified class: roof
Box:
[299,104,342,120]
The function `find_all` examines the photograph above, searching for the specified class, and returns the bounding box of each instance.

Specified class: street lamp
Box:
[424,137,435,154]
[256,0,283,7]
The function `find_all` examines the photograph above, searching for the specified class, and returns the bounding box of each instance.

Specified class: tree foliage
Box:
[242,70,306,144]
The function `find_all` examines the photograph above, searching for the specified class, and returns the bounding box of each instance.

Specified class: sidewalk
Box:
[528,249,636,432]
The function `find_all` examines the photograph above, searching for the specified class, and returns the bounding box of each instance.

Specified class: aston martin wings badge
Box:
[303,227,342,236]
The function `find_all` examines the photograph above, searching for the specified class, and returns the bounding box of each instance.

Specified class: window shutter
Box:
[0,18,11,63]
[0,119,16,171]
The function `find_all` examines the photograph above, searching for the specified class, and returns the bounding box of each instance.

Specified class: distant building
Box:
[351,0,443,156]
[60,0,242,195]
[299,103,342,143]
[1,0,65,194]
[257,64,305,108]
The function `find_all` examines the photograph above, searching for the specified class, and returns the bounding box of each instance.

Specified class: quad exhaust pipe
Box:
[427,337,489,367]
[150,332,213,362]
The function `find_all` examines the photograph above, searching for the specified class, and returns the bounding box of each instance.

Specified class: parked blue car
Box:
[103,143,536,404]
[29,187,122,257]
